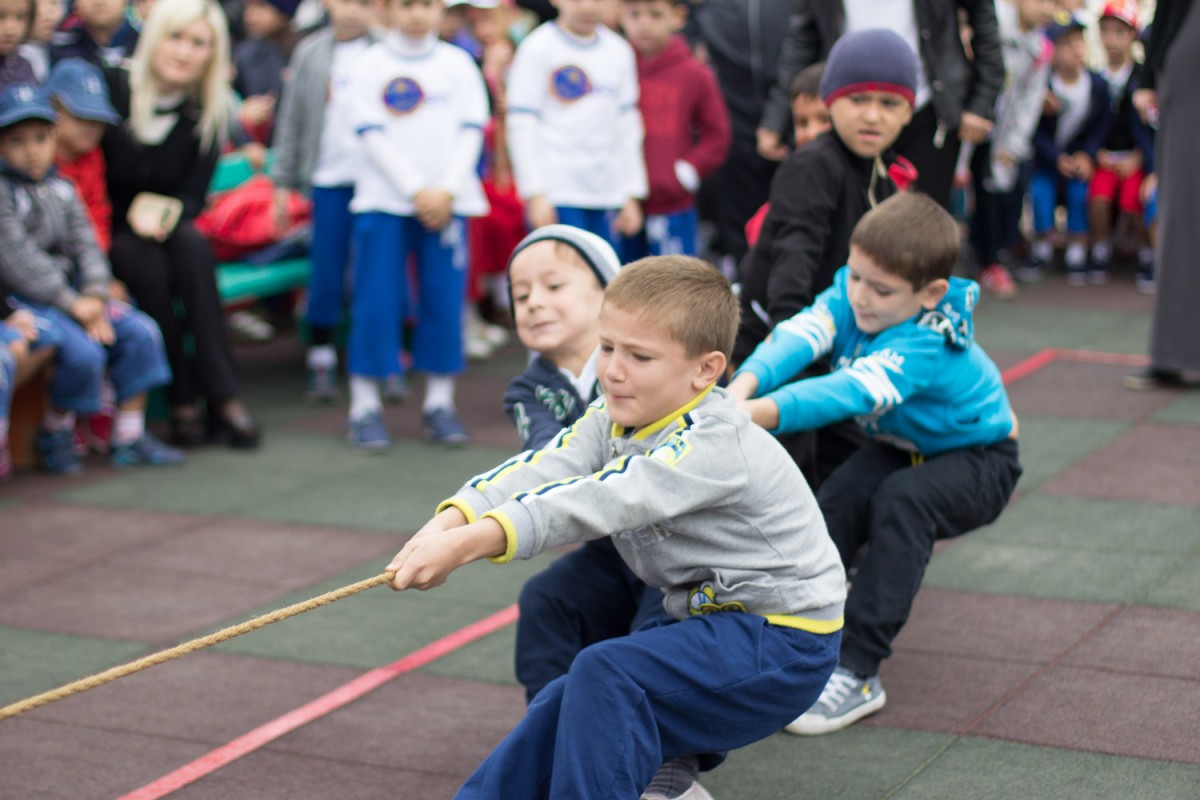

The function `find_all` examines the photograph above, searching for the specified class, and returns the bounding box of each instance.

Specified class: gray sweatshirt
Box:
[444,386,847,630]
[0,170,110,311]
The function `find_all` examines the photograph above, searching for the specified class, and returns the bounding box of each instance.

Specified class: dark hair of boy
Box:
[605,255,740,359]
[850,192,960,289]
[788,62,824,102]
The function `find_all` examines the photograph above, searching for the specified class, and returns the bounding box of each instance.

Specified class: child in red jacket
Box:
[617,0,730,261]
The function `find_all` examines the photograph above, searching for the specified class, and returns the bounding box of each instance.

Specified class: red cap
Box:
[1100,1,1139,30]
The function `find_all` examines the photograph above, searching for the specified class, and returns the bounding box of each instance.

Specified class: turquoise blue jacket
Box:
[737,266,1015,456]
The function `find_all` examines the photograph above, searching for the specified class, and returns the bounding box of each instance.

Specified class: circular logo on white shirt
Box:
[549,65,590,102]
[383,77,424,115]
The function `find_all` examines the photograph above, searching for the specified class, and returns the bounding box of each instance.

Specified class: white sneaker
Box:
[642,782,714,800]
[784,666,886,735]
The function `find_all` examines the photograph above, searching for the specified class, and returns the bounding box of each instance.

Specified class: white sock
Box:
[1091,239,1112,264]
[1065,242,1086,268]
[1031,238,1053,263]
[422,374,456,412]
[112,410,145,446]
[349,375,382,421]
[42,408,76,432]
[307,345,337,370]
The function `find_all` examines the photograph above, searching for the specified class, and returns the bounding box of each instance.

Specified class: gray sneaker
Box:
[784,666,886,735]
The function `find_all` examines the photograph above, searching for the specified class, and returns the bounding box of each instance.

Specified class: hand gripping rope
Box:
[0,571,397,722]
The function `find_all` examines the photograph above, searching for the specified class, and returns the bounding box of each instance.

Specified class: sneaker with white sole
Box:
[784,666,886,735]
[641,782,714,800]
[347,410,391,452]
[424,406,469,447]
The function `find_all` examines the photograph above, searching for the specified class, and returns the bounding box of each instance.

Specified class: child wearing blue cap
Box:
[0,83,183,474]
[45,58,122,252]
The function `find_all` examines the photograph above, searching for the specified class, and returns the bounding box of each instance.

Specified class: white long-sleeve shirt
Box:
[506,22,647,208]
[347,32,489,217]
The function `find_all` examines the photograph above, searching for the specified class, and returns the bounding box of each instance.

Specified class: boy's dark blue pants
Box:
[515,537,667,704]
[817,439,1022,677]
[457,612,840,799]
[305,185,355,332]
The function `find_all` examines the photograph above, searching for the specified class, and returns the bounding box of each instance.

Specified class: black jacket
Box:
[734,130,896,364]
[1032,71,1113,172]
[758,0,1005,141]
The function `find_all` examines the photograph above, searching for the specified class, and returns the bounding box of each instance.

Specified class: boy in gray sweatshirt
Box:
[386,255,846,800]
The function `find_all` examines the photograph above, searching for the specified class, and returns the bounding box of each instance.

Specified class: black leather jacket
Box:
[758,0,1005,141]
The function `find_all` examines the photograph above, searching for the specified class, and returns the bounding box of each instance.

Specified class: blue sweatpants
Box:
[457,613,840,799]
[617,207,699,262]
[515,538,671,704]
[555,206,618,248]
[1029,169,1089,235]
[305,185,356,331]
[347,212,467,378]
[17,301,170,414]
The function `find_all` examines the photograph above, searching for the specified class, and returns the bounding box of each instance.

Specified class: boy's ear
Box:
[919,278,950,310]
[693,350,727,390]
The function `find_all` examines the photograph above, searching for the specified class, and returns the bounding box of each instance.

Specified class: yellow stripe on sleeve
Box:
[481,510,518,563]
[435,498,478,524]
[762,614,844,634]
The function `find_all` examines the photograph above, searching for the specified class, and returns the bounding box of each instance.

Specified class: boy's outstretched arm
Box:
[388,515,507,591]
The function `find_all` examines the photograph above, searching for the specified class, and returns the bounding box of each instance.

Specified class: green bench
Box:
[207,152,311,308]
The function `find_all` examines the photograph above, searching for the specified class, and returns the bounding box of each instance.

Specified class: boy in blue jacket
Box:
[730,191,1022,735]
[1022,14,1112,286]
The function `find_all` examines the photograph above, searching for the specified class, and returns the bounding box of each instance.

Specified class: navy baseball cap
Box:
[1046,11,1087,43]
[44,58,121,125]
[0,83,57,130]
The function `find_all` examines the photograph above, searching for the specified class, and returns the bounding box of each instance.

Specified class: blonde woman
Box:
[103,0,260,448]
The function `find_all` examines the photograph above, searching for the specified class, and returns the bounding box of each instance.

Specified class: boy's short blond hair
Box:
[603,256,739,359]
[850,192,960,289]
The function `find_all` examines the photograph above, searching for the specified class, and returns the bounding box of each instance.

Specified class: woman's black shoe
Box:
[169,415,208,447]
[207,413,262,449]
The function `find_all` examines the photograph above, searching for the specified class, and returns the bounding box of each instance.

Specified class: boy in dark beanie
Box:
[734,27,918,490]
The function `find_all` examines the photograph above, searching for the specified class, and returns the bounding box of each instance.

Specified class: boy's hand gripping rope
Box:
[0,571,397,722]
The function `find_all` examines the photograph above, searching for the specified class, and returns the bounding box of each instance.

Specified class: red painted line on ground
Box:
[118,604,519,800]
[999,348,1059,385]
[999,347,1150,386]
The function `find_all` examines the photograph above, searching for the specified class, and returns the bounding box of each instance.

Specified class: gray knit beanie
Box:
[506,225,622,301]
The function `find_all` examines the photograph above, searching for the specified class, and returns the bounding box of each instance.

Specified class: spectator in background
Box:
[1087,1,1155,290]
[45,58,121,253]
[753,0,1005,211]
[103,0,261,449]
[1022,13,1110,286]
[1125,0,1200,390]
[966,0,1055,299]
[271,0,381,402]
[19,0,64,81]
[51,0,140,69]
[617,0,730,261]
[691,0,792,266]
[232,0,299,144]
[506,0,646,245]
[0,0,36,89]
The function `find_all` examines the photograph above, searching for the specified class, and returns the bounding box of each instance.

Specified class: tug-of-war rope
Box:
[0,571,397,722]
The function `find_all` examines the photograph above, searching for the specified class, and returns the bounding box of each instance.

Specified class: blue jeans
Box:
[17,300,171,414]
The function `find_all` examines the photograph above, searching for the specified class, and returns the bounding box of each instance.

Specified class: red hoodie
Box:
[56,148,111,253]
[636,36,731,216]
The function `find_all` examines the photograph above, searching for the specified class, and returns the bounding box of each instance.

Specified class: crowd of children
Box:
[0,0,1187,797]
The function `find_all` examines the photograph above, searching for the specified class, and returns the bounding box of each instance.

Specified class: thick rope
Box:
[0,571,396,722]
